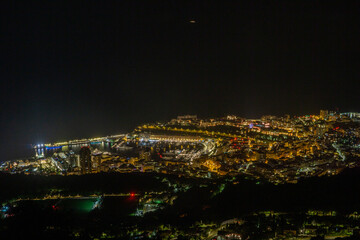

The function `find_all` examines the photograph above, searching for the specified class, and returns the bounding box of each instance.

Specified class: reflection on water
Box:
[3,140,136,164]
[4,196,138,218]
[35,142,115,158]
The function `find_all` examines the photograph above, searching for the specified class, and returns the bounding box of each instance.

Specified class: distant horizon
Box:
[2,1,360,167]
[12,108,358,146]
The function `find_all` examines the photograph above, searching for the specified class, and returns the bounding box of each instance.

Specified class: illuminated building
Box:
[92,155,102,172]
[177,115,197,120]
[341,112,360,119]
[226,115,238,120]
[80,147,92,174]
[320,110,329,119]
[68,154,78,169]
[139,150,151,161]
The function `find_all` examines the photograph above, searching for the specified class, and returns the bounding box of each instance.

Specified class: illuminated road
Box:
[202,140,216,156]
[332,143,346,161]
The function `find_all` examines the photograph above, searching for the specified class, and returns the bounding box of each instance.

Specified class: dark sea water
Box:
[1,144,35,163]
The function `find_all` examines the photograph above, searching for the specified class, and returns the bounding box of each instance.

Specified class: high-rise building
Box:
[139,150,151,162]
[91,154,102,172]
[320,110,329,119]
[80,146,92,174]
[67,153,78,170]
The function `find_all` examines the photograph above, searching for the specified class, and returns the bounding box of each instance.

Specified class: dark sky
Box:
[1,1,360,160]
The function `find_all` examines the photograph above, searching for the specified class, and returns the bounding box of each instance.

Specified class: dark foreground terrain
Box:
[1,169,360,239]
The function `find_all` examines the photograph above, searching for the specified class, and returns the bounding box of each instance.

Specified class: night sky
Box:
[1,1,360,160]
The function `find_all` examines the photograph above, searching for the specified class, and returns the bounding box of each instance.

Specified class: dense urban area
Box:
[3,110,360,183]
[2,110,360,239]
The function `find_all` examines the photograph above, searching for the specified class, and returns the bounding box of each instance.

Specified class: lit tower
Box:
[80,146,92,174]
[320,110,329,120]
